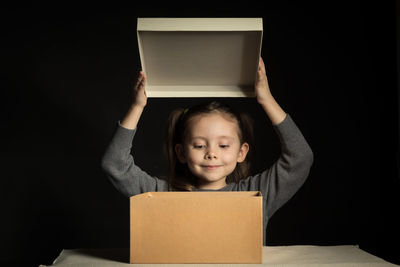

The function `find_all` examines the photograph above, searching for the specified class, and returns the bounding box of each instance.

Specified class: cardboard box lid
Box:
[130,191,263,264]
[137,18,263,97]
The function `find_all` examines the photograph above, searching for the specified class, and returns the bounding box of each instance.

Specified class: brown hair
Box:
[166,101,254,191]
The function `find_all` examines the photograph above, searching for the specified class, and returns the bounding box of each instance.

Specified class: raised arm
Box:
[253,57,313,216]
[101,71,168,197]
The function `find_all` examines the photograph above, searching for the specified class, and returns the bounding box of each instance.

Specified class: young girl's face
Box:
[175,112,249,190]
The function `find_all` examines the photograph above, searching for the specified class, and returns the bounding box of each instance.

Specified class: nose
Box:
[204,148,217,160]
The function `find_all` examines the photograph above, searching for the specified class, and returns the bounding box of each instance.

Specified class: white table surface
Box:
[39,245,399,267]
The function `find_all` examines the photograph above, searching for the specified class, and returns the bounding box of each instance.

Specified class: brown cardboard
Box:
[130,191,263,263]
[137,18,263,97]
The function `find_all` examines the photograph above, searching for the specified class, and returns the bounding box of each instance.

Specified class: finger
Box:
[134,71,145,90]
[134,78,142,91]
[138,79,146,92]
[137,74,147,92]
[258,57,266,73]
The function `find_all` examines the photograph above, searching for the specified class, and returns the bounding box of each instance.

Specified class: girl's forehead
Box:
[186,113,240,135]
[190,112,236,124]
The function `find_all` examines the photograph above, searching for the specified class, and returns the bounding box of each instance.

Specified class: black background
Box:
[2,1,399,266]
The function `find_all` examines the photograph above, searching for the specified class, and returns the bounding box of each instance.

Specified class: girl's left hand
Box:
[254,57,287,124]
[254,57,273,105]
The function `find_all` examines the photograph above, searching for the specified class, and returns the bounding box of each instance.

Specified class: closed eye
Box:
[219,145,230,148]
[193,145,205,149]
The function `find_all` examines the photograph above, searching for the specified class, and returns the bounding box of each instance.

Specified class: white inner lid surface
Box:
[137,18,263,97]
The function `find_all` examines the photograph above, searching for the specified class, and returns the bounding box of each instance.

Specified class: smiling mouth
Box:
[201,165,222,170]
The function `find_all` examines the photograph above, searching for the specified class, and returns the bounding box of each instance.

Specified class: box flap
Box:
[137,18,263,97]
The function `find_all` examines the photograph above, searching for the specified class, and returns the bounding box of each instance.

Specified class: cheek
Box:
[222,149,241,163]
[185,149,202,164]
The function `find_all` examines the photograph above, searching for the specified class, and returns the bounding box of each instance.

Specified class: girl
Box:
[101,57,314,245]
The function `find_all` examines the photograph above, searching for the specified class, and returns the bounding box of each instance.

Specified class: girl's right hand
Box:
[132,71,147,108]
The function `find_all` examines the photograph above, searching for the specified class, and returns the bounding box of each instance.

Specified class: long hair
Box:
[165,101,254,191]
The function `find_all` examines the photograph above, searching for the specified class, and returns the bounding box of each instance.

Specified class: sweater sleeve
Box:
[238,114,314,218]
[101,122,169,197]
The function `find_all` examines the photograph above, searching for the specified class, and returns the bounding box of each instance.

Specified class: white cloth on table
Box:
[39,245,399,267]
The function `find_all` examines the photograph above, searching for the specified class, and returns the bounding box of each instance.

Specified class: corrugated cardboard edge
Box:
[130,191,263,264]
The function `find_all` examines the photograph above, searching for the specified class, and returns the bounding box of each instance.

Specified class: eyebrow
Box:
[190,136,235,141]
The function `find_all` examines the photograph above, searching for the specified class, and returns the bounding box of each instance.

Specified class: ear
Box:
[175,144,187,163]
[237,142,249,163]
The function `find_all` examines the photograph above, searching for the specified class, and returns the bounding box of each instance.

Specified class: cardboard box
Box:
[130,191,263,263]
[137,18,263,97]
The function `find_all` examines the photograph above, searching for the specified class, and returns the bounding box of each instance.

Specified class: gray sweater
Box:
[101,114,313,245]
